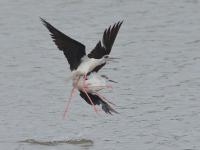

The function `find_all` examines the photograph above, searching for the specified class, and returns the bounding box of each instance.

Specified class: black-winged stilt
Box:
[41,18,122,116]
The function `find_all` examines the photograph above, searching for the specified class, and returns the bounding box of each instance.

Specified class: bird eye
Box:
[104,55,109,59]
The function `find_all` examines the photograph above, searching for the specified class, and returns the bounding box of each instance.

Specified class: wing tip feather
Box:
[40,17,48,27]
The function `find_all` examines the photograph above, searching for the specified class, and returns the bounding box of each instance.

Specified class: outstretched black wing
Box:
[41,18,86,71]
[88,21,123,72]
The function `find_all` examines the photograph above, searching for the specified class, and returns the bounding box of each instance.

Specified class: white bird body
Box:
[76,73,107,93]
[71,56,107,88]
[76,56,106,75]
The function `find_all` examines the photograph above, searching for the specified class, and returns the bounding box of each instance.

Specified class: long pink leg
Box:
[63,87,76,119]
[94,92,116,106]
[82,87,98,112]
[83,75,98,112]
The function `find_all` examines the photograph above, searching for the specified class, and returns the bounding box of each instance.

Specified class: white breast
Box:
[76,56,106,75]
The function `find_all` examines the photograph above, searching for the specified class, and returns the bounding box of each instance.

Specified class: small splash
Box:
[20,138,94,146]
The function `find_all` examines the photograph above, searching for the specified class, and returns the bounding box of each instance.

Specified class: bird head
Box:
[103,55,110,63]
[103,55,109,59]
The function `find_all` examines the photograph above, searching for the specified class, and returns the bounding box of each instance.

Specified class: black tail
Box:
[79,91,118,114]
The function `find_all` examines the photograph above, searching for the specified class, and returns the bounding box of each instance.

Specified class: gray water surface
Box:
[1,0,200,150]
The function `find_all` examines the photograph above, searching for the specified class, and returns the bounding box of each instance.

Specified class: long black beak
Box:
[107,57,120,63]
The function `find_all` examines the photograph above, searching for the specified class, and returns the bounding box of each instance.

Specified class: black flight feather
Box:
[40,18,86,71]
[88,21,123,72]
[79,91,118,114]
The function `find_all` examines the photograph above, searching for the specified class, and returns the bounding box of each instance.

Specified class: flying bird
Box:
[41,18,123,116]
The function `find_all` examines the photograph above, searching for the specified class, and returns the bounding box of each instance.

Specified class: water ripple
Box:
[20,138,94,146]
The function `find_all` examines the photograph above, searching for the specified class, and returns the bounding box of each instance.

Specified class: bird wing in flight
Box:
[88,21,123,72]
[41,18,86,71]
[79,91,118,114]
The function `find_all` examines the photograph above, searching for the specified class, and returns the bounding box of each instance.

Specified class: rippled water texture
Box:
[1,0,200,150]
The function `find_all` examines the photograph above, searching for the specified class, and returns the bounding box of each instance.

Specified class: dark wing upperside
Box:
[88,21,123,59]
[79,91,118,114]
[41,18,86,71]
[79,91,101,105]
[87,21,123,72]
